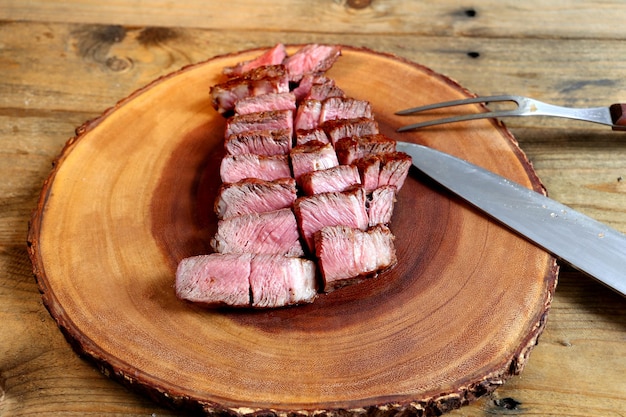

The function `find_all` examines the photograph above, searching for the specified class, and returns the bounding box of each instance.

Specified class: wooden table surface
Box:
[1,1,625,416]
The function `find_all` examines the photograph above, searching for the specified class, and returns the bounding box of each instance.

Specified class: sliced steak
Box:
[307,80,346,101]
[295,128,330,146]
[220,154,291,183]
[210,67,290,115]
[353,155,381,193]
[293,74,321,101]
[293,74,346,101]
[354,152,412,193]
[322,117,380,145]
[320,97,373,123]
[289,141,339,182]
[294,187,369,252]
[314,224,397,292]
[368,185,397,226]
[241,64,290,81]
[377,152,412,191]
[234,92,296,115]
[225,109,294,138]
[215,178,297,219]
[283,44,341,82]
[211,208,304,257]
[175,252,317,308]
[175,253,252,307]
[335,134,397,165]
[299,165,361,196]
[225,128,292,156]
[294,99,322,131]
[223,44,288,77]
[249,255,317,308]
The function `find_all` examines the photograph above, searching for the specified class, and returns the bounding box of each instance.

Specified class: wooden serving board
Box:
[27,46,558,416]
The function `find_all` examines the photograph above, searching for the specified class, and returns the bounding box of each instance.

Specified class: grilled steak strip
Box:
[294,99,322,131]
[215,178,297,219]
[220,154,291,183]
[367,185,397,226]
[175,253,253,307]
[335,134,397,165]
[289,141,339,183]
[293,74,344,101]
[210,66,290,115]
[234,92,296,115]
[223,43,288,78]
[299,165,361,196]
[225,128,292,156]
[225,109,294,138]
[295,128,330,146]
[211,208,304,257]
[307,81,346,101]
[250,255,317,308]
[282,44,342,82]
[175,252,317,308]
[315,224,397,292]
[319,97,373,123]
[322,117,380,145]
[377,152,413,190]
[354,152,412,193]
[294,187,369,252]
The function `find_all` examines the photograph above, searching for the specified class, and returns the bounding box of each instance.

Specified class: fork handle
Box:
[610,103,626,131]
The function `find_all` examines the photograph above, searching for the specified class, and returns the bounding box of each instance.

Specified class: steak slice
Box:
[294,187,369,252]
[225,109,294,138]
[283,44,342,82]
[322,117,379,145]
[293,74,345,101]
[211,208,304,257]
[175,253,252,307]
[353,155,381,193]
[335,134,397,165]
[210,67,290,115]
[249,255,317,308]
[314,224,397,292]
[234,92,296,115]
[368,185,397,226]
[320,97,373,123]
[307,80,346,101]
[215,178,297,219]
[299,165,361,196]
[220,154,291,183]
[289,141,339,182]
[223,44,288,77]
[377,152,412,191]
[175,252,317,308]
[294,99,322,131]
[295,128,330,146]
[225,128,292,156]
[354,152,412,193]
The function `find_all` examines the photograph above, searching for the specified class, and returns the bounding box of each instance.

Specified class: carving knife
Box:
[396,141,626,297]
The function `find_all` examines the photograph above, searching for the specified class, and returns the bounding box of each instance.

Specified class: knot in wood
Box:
[347,0,371,9]
[105,56,133,72]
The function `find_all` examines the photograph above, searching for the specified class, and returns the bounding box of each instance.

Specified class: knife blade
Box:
[396,141,626,297]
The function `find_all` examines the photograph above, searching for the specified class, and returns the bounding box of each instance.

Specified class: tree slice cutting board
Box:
[27,45,558,416]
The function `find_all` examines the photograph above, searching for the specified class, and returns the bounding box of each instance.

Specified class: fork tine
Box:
[396,109,522,132]
[395,95,518,115]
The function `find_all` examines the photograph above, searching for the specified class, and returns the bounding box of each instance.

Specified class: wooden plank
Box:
[1,0,625,40]
[2,22,626,111]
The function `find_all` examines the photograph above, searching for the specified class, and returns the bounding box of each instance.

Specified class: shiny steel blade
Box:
[396,141,626,297]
